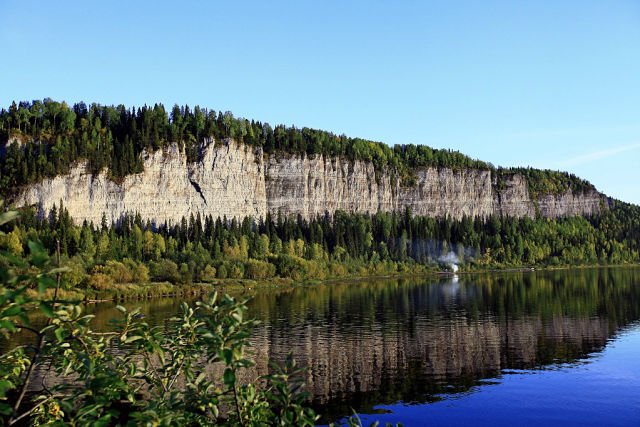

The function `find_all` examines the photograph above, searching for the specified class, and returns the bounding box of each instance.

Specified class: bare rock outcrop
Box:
[265,154,393,219]
[13,138,605,225]
[16,139,267,225]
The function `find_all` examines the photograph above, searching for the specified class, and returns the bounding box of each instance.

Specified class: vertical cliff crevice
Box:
[189,178,207,205]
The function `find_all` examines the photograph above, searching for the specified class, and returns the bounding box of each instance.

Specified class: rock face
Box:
[14,138,605,225]
[265,154,394,219]
[15,139,266,226]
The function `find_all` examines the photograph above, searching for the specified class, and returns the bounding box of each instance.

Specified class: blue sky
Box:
[1,1,639,204]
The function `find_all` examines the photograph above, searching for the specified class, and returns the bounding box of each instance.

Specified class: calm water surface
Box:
[9,268,640,425]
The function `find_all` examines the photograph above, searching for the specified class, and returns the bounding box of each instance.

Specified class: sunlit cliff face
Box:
[14,139,605,226]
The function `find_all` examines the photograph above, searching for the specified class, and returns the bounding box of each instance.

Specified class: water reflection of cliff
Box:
[4,268,640,422]
[242,268,640,419]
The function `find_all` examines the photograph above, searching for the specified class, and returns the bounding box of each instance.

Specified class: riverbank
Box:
[462,262,640,275]
[28,270,440,303]
[28,262,640,304]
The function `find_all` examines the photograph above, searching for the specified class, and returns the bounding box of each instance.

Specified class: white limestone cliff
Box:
[13,138,605,225]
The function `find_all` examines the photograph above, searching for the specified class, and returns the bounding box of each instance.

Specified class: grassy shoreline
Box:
[28,263,640,304]
[29,271,433,303]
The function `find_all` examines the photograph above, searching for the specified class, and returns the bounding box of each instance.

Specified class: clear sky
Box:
[1,1,639,204]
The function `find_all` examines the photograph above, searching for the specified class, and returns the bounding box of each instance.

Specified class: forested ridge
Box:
[0,99,594,197]
[2,99,635,293]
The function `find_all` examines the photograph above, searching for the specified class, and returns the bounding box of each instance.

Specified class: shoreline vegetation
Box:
[29,263,640,304]
[1,99,638,306]
[1,198,639,305]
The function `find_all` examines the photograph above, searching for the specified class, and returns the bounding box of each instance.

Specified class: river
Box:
[5,267,640,425]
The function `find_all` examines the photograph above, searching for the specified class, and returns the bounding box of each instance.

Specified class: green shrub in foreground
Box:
[0,206,403,426]
[0,215,318,425]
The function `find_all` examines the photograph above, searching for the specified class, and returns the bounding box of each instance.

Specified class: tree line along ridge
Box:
[0,99,595,198]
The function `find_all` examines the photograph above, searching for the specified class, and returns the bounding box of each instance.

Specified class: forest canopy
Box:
[0,199,638,293]
[0,99,594,197]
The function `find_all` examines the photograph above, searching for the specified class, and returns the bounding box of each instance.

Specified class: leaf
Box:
[1,252,26,269]
[37,275,57,288]
[31,252,49,268]
[223,368,236,386]
[195,372,206,385]
[38,280,48,294]
[0,380,15,397]
[39,302,54,317]
[27,240,44,255]
[0,320,16,332]
[47,267,71,275]
[221,349,233,364]
[0,402,13,415]
[2,305,21,317]
[54,327,66,342]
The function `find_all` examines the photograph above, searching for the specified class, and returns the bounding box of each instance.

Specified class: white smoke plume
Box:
[438,251,459,272]
[392,237,476,271]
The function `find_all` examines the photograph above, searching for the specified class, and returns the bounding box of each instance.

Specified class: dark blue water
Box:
[345,323,640,426]
[243,268,640,426]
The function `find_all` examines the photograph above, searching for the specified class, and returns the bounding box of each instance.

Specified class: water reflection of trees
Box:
[2,268,639,423]
[245,268,640,421]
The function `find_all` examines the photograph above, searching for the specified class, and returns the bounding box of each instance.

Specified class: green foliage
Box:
[103,259,147,284]
[495,167,595,198]
[0,99,507,196]
[0,208,320,425]
[2,196,640,293]
[86,272,114,291]
[244,259,275,280]
[61,255,86,288]
[149,259,180,283]
[201,264,217,282]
